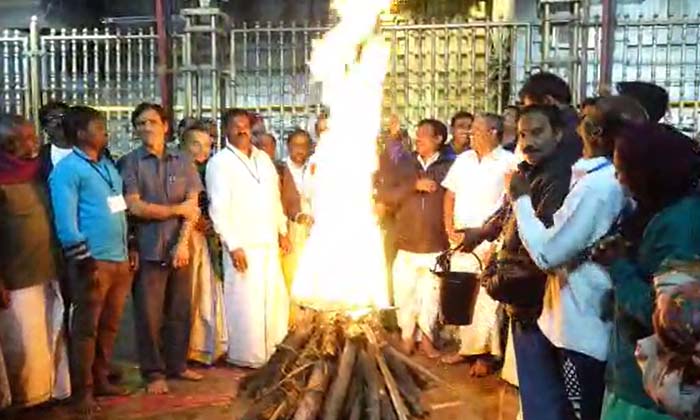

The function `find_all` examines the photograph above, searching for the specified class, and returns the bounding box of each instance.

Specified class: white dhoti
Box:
[501,321,518,386]
[188,231,229,365]
[392,250,441,341]
[0,281,70,407]
[223,244,289,368]
[451,246,502,358]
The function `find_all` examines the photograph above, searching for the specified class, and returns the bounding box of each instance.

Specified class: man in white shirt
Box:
[206,108,291,368]
[280,129,314,292]
[507,99,631,419]
[441,113,517,375]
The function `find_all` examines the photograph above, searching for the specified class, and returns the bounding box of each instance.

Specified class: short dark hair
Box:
[222,108,251,128]
[181,121,211,144]
[0,114,30,153]
[131,102,168,127]
[286,128,311,145]
[518,104,565,131]
[580,97,600,109]
[260,132,277,145]
[503,105,519,115]
[518,72,572,105]
[63,106,105,143]
[39,101,70,127]
[450,111,474,127]
[616,81,669,122]
[418,118,448,145]
[478,113,505,142]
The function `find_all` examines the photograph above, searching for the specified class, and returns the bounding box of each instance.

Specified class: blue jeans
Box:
[512,320,606,420]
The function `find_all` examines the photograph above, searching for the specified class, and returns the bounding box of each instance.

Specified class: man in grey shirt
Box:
[119,103,204,394]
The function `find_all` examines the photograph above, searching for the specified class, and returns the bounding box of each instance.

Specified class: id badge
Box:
[107,194,127,214]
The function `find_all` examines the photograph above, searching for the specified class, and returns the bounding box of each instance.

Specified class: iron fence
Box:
[2,11,700,156]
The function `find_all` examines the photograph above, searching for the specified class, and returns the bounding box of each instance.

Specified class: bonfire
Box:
[240,1,447,418]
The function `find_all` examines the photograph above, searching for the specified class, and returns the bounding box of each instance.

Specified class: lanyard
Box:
[76,152,116,193]
[586,160,612,175]
[227,145,260,183]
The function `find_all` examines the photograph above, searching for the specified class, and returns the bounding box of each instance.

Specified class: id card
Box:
[107,194,127,214]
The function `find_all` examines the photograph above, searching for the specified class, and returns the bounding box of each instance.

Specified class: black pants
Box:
[69,260,133,398]
[133,261,192,381]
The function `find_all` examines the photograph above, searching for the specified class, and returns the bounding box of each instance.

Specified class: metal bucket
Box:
[432,248,482,326]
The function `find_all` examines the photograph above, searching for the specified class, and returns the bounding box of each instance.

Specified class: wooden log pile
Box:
[239,310,444,420]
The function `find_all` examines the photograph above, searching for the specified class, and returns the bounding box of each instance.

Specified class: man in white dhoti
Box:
[206,108,291,368]
[0,115,70,409]
[440,113,517,376]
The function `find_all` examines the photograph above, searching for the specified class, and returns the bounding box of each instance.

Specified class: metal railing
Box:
[2,10,700,156]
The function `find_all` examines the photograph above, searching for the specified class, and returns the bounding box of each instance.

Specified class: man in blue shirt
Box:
[49,106,133,415]
[120,103,204,395]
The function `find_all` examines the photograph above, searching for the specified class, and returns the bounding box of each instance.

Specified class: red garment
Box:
[0,151,40,185]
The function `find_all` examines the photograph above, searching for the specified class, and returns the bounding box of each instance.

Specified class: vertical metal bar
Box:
[443,25,449,119]
[279,23,285,134]
[71,28,78,104]
[303,21,310,118]
[290,22,297,119]
[93,28,100,105]
[254,21,261,113]
[266,21,273,123]
[649,21,656,83]
[28,17,41,126]
[497,25,504,111]
[591,17,601,94]
[484,26,491,112]
[13,33,22,113]
[417,26,424,118]
[404,24,410,121]
[104,27,111,109]
[470,27,476,112]
[149,26,156,102]
[695,18,700,131]
[242,22,249,110]
[391,25,398,116]
[430,23,437,117]
[126,28,133,108]
[60,29,68,103]
[599,0,616,90]
[680,22,687,128]
[115,28,122,109]
[211,14,219,132]
[571,1,582,104]
[664,24,672,123]
[542,2,551,71]
[2,33,9,113]
[138,28,145,103]
[456,24,463,109]
[183,20,192,117]
[229,27,236,111]
[49,29,57,100]
[82,28,89,105]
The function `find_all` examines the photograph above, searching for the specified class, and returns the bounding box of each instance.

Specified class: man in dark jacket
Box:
[463,104,576,419]
[378,118,453,357]
[38,101,71,181]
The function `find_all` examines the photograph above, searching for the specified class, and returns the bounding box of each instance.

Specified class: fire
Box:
[291,0,392,311]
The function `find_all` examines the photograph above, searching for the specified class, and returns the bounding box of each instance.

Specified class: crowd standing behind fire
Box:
[1,72,700,419]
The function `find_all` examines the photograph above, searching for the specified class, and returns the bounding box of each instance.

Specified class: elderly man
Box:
[0,114,70,409]
[120,103,204,395]
[441,113,517,375]
[206,108,291,368]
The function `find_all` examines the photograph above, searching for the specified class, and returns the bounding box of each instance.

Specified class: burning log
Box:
[238,310,446,420]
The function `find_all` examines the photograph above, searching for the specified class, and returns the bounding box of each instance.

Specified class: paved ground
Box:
[4,297,520,420]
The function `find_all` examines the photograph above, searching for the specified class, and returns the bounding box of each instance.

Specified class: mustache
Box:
[522,145,540,154]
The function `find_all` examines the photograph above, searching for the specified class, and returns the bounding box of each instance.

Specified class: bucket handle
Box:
[432,246,483,274]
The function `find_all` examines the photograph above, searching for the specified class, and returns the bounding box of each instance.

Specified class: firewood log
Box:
[383,344,452,390]
[322,339,358,420]
[292,360,333,420]
[358,349,381,420]
[379,387,399,420]
[382,346,427,417]
[241,320,316,398]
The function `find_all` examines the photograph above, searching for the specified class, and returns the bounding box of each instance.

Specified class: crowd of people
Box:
[1,71,700,420]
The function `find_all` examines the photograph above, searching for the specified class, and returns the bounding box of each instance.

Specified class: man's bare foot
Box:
[173,369,204,381]
[72,395,100,418]
[469,358,494,377]
[399,337,415,355]
[440,352,468,365]
[419,336,441,359]
[146,378,169,395]
[95,382,131,397]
